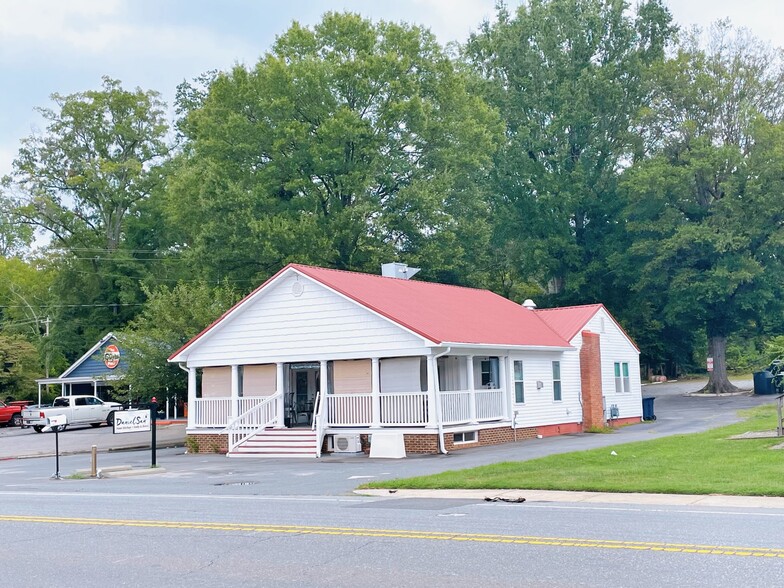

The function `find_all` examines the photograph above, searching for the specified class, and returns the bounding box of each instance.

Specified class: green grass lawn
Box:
[362,406,784,496]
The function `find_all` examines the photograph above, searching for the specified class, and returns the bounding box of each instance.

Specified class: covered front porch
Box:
[186,352,515,456]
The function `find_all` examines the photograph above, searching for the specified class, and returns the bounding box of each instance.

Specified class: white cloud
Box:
[410,0,496,41]
[0,0,257,67]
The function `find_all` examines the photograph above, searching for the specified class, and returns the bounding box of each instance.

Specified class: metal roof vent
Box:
[381,262,420,280]
[522,299,537,310]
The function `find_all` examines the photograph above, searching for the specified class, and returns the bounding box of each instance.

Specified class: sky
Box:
[1,0,783,179]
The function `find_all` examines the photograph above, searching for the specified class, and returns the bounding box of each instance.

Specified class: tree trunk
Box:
[700,334,741,394]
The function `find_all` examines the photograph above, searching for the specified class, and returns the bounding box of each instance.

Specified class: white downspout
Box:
[432,346,451,455]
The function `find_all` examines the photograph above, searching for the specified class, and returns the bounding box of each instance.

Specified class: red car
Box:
[0,400,30,427]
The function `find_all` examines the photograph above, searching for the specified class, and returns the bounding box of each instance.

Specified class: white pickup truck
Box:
[22,395,123,433]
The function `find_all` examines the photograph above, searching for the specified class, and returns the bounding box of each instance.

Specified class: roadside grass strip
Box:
[363,405,784,495]
[1,514,783,559]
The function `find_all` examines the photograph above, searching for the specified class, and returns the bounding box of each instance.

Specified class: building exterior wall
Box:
[569,308,642,421]
[243,364,276,396]
[511,350,582,430]
[201,367,231,398]
[184,273,427,367]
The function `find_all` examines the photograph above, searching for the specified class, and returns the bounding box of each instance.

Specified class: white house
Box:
[168,263,642,458]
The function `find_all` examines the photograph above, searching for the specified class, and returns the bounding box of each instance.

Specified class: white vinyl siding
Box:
[184,273,427,366]
[509,351,579,429]
[571,308,642,420]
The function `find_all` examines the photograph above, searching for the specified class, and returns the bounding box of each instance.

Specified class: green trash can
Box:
[642,397,656,421]
[753,371,775,395]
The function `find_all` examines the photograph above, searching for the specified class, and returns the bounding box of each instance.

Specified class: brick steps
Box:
[228,428,318,458]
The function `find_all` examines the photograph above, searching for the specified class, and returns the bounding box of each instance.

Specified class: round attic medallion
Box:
[292,281,304,297]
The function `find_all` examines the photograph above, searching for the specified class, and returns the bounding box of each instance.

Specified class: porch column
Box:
[371,357,381,428]
[275,363,285,428]
[503,355,513,420]
[320,360,329,426]
[187,367,197,429]
[426,355,438,428]
[466,356,477,424]
[230,364,240,421]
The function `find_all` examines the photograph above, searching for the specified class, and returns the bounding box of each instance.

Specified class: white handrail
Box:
[312,390,325,458]
[223,393,280,453]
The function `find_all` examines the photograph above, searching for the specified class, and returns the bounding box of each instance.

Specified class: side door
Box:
[71,397,91,424]
[84,396,105,422]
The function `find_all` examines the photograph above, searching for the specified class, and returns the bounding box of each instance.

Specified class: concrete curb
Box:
[356,488,784,509]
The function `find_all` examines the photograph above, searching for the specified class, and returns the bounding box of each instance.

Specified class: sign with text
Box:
[707,357,714,372]
[113,409,150,433]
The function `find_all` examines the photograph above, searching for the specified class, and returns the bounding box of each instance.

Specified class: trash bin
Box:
[642,397,656,421]
[753,371,775,395]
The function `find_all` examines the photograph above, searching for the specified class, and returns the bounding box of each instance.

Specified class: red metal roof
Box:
[169,264,573,360]
[535,304,603,342]
[291,264,571,347]
[536,303,639,351]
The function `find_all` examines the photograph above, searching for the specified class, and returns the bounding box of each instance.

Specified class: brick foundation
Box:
[535,422,583,437]
[186,433,229,454]
[607,416,641,428]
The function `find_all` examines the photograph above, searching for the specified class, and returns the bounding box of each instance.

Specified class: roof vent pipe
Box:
[381,262,420,280]
[522,299,537,310]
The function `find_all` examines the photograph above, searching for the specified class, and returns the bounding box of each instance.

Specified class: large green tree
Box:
[120,282,239,400]
[6,77,171,356]
[621,23,784,392]
[167,12,501,286]
[464,0,675,301]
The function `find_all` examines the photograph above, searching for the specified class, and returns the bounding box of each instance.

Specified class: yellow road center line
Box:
[1,514,782,558]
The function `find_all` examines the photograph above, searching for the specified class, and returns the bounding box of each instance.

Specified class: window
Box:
[552,361,562,401]
[453,431,477,443]
[480,357,499,388]
[615,362,630,393]
[514,360,524,403]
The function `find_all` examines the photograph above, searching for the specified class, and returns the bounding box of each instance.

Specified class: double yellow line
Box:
[2,514,782,558]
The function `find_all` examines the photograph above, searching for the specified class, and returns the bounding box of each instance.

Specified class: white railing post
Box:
[426,356,438,428]
[466,355,477,424]
[275,363,285,428]
[230,365,240,422]
[371,358,380,428]
[187,367,197,429]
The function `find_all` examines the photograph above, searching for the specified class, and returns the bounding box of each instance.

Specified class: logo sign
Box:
[113,409,150,433]
[707,357,714,372]
[104,344,120,369]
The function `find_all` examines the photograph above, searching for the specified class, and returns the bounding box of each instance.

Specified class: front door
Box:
[288,367,318,426]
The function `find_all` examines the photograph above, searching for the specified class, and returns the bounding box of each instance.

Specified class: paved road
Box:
[2,378,782,587]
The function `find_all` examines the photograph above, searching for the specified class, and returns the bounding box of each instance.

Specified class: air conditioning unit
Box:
[329,434,362,453]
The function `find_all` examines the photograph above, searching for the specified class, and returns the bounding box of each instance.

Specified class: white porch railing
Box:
[326,394,372,426]
[224,393,280,452]
[475,388,505,421]
[194,387,506,430]
[380,392,429,426]
[193,398,231,428]
[439,390,471,425]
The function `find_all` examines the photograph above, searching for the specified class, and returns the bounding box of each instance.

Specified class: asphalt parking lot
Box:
[0,420,187,460]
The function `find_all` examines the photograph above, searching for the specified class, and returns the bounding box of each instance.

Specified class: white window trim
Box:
[513,360,525,404]
[552,360,562,402]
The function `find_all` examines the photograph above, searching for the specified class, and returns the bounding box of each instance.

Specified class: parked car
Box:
[0,400,30,427]
[22,396,123,432]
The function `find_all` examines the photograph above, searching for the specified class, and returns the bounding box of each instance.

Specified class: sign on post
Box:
[707,357,714,372]
[113,409,151,433]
